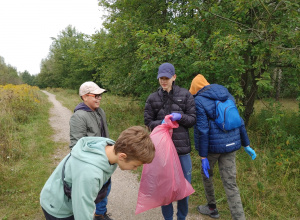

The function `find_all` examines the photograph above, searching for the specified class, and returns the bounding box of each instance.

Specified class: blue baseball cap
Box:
[157,63,175,79]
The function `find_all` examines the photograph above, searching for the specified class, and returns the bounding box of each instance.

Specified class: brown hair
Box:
[114,126,155,164]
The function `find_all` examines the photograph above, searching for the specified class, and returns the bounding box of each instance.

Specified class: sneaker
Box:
[197,204,220,219]
[93,212,114,220]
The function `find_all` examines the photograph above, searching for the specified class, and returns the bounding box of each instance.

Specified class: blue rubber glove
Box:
[170,113,182,121]
[201,158,210,178]
[161,119,165,124]
[244,146,256,160]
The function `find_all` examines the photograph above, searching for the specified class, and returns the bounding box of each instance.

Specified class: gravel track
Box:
[42,90,204,220]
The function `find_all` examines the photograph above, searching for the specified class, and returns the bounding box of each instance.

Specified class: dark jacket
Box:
[144,85,196,155]
[69,102,109,148]
[193,84,250,157]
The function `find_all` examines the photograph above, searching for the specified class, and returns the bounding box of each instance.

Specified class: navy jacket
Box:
[193,84,250,157]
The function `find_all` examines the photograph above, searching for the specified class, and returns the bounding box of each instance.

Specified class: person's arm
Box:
[72,170,104,219]
[97,108,109,138]
[173,92,196,128]
[194,100,209,157]
[239,119,256,160]
[239,118,250,147]
[69,113,88,148]
[144,96,163,131]
[193,99,211,178]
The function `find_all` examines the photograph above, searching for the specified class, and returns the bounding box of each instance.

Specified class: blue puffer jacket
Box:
[193,84,250,157]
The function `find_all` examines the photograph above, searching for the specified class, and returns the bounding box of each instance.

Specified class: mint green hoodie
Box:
[40,137,117,219]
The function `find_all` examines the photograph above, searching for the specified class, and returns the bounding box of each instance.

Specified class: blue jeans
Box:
[95,181,111,215]
[161,153,192,220]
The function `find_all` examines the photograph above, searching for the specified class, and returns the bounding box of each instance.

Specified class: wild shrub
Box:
[0,84,42,163]
[248,100,299,170]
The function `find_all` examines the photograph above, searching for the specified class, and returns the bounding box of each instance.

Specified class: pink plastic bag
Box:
[135,115,195,214]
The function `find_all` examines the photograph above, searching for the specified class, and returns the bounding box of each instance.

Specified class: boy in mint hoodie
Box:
[40,126,155,220]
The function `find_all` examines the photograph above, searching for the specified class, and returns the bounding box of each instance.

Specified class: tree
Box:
[0,56,22,85]
[37,25,96,89]
[20,70,35,86]
[131,0,300,124]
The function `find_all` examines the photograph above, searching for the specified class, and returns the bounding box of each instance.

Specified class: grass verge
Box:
[0,88,63,219]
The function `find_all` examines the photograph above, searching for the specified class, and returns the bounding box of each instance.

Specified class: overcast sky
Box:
[0,0,105,75]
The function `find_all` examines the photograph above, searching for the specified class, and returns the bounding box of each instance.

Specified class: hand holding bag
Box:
[135,115,195,214]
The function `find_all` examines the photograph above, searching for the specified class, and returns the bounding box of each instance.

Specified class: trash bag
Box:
[135,115,195,214]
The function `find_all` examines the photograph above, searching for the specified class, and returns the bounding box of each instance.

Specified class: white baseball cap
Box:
[79,81,106,96]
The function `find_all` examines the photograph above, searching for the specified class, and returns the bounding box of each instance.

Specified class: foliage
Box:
[34,0,299,124]
[0,56,22,85]
[0,84,41,123]
[19,70,36,86]
[35,25,96,89]
[0,84,41,162]
[0,85,54,219]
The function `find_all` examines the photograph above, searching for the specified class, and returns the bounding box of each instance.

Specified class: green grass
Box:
[0,91,63,219]
[49,89,299,219]
[1,87,298,220]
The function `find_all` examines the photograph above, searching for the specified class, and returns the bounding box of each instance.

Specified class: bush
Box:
[0,84,42,162]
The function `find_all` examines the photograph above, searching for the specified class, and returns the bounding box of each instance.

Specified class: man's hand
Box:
[244,146,256,160]
[201,158,210,178]
[170,113,182,121]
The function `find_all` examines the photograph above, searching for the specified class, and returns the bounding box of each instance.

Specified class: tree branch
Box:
[277,45,300,51]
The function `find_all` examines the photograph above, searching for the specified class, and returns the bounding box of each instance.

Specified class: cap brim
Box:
[157,73,173,79]
[91,88,107,94]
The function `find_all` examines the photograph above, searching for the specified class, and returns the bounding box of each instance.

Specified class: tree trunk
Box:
[274,68,282,101]
[243,69,258,126]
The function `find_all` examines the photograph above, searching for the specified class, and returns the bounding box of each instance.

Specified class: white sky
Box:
[0,0,105,75]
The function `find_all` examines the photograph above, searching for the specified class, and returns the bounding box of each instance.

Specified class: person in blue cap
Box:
[144,63,196,220]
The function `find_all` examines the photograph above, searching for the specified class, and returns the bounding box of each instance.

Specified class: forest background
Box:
[0,0,299,219]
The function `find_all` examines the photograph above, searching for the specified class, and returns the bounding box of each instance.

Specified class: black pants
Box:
[42,207,74,220]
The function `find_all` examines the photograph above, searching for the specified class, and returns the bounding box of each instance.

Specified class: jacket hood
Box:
[195,84,230,101]
[74,102,93,112]
[189,74,210,95]
[71,137,116,174]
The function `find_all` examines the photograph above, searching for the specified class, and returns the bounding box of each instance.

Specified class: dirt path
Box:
[42,90,204,220]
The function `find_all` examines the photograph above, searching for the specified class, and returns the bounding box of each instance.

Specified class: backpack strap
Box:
[167,95,185,112]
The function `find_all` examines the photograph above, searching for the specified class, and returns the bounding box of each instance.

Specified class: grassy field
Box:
[0,85,60,219]
[0,86,299,219]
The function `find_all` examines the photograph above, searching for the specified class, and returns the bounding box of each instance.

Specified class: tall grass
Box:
[0,84,59,219]
[1,86,298,219]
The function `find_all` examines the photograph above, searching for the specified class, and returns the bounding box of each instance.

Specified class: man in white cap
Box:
[69,81,113,220]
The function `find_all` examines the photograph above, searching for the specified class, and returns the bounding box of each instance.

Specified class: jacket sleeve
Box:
[69,113,87,148]
[97,108,109,138]
[144,96,163,131]
[194,99,209,157]
[72,170,103,219]
[239,118,250,146]
[177,92,196,128]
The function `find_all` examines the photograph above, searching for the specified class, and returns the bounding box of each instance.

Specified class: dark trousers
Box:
[42,207,74,220]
